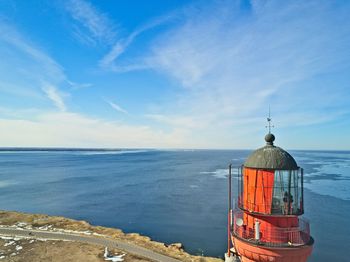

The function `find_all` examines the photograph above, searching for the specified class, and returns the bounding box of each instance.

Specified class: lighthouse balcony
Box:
[232,210,311,247]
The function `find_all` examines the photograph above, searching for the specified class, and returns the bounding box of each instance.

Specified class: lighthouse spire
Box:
[266,106,274,134]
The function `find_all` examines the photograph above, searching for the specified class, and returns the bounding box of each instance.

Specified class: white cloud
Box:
[0,21,65,84]
[0,21,89,112]
[66,80,92,89]
[0,112,189,148]
[41,83,67,112]
[1,1,350,149]
[0,21,69,112]
[0,106,43,119]
[66,0,117,45]
[146,1,350,140]
[100,13,176,71]
[145,114,202,129]
[97,0,350,148]
[107,100,128,114]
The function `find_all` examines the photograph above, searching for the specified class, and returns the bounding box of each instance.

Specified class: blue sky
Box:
[0,0,349,149]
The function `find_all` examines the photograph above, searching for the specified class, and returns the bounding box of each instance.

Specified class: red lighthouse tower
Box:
[226,129,314,261]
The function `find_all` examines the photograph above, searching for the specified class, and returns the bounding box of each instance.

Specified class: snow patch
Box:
[35,238,48,242]
[0,236,14,240]
[4,223,105,238]
[4,241,15,247]
[38,225,53,230]
[0,235,31,241]
[15,222,28,228]
[45,227,94,236]
[92,232,105,237]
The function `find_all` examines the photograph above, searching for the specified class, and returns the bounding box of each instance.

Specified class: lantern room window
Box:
[237,167,304,215]
[272,169,303,215]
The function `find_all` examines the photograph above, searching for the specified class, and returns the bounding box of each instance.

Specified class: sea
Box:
[0,149,349,261]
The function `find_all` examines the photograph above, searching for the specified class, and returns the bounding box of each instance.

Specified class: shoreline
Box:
[0,210,223,262]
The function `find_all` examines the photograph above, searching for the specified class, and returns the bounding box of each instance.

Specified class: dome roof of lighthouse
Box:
[244,133,298,170]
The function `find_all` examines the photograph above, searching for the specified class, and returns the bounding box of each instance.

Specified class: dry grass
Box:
[0,238,150,262]
[0,210,223,262]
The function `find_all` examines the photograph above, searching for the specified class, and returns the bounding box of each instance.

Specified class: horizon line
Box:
[0,147,349,152]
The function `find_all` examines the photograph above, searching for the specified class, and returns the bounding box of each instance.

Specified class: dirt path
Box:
[0,227,181,262]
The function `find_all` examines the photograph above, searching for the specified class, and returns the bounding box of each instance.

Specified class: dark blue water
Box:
[0,149,349,261]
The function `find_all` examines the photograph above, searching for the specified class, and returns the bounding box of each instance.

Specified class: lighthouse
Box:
[226,125,314,261]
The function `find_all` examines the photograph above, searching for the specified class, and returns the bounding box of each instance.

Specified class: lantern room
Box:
[237,133,304,216]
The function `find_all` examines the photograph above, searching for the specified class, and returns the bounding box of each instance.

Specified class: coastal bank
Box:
[0,210,223,262]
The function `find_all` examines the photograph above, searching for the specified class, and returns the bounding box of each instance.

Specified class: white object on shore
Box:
[225,252,235,262]
[225,252,240,262]
[104,247,125,262]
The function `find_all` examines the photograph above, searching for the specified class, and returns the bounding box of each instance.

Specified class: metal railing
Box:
[232,209,310,247]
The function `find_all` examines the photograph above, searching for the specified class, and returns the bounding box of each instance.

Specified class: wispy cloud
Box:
[100,13,176,71]
[41,83,67,112]
[145,114,200,129]
[0,21,69,112]
[0,112,188,148]
[65,0,117,45]
[0,21,65,84]
[106,100,128,114]
[0,106,43,119]
[0,20,90,112]
[146,1,349,138]
[98,0,350,148]
[66,80,92,89]
[1,1,350,149]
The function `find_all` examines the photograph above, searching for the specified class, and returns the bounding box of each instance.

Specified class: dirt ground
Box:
[0,210,223,262]
[0,237,150,262]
